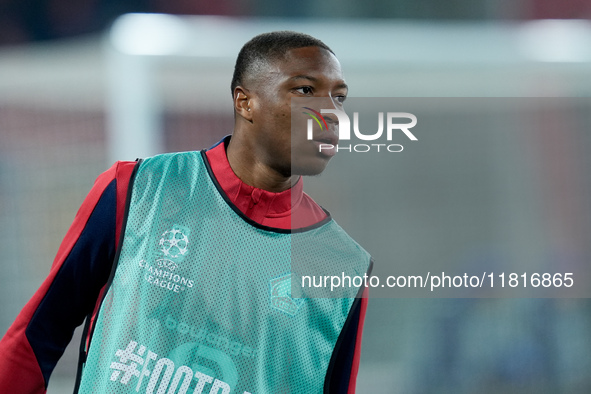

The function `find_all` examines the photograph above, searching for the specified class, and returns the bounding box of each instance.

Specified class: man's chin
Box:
[291,159,331,177]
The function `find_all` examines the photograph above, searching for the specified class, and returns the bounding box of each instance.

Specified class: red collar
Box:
[204,138,305,225]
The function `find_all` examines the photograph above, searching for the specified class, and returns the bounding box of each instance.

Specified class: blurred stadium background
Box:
[1,2,591,393]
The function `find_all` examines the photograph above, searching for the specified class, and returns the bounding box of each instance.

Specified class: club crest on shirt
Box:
[269,273,305,317]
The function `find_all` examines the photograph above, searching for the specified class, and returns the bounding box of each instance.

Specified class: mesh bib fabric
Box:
[77,151,371,394]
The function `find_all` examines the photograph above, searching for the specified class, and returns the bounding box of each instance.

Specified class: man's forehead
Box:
[269,47,344,81]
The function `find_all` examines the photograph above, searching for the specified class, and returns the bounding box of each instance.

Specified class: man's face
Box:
[248,46,347,177]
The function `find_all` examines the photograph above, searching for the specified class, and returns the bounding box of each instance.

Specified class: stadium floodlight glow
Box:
[519,19,591,63]
[110,13,187,56]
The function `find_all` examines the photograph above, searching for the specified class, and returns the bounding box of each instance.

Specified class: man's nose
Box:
[317,97,340,124]
[324,114,338,125]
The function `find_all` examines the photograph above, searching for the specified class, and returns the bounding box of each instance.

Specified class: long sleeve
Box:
[0,143,369,393]
[0,161,135,393]
[326,287,370,393]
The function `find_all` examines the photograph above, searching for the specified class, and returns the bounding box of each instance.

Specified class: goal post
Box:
[104,14,591,163]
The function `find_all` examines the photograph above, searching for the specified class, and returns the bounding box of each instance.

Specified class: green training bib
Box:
[77,151,370,394]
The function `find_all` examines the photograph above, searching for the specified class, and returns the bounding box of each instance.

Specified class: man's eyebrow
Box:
[288,75,318,83]
[288,75,348,90]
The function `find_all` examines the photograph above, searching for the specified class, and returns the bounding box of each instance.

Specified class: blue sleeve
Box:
[325,296,364,393]
[19,180,116,389]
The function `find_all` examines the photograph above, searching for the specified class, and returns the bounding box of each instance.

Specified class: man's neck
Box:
[226,134,298,193]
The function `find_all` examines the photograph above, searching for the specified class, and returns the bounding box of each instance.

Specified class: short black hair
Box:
[231,31,334,95]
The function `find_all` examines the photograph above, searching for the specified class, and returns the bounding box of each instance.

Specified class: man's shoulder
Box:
[294,191,329,228]
[94,160,137,185]
[143,150,202,161]
[138,151,204,171]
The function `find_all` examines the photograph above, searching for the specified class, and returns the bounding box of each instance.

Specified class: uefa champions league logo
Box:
[159,229,189,258]
[138,225,195,293]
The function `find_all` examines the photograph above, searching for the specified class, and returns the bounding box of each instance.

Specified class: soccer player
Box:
[0,31,372,393]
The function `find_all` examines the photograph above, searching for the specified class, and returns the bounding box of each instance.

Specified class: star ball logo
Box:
[138,225,195,293]
[303,107,418,153]
[159,228,189,258]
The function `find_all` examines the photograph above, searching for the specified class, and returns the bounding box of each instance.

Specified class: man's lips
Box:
[312,132,339,146]
[311,132,339,157]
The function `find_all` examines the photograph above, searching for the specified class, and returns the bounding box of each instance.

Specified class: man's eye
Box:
[334,95,347,105]
[295,86,313,94]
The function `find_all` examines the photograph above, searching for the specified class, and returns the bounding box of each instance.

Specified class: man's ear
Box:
[234,87,253,122]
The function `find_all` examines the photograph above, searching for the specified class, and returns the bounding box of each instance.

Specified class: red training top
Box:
[0,136,369,394]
